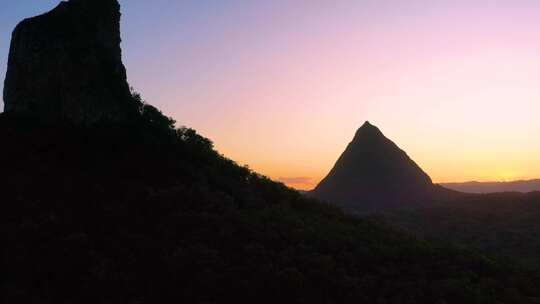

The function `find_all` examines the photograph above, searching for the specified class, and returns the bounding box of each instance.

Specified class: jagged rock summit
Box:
[312,121,450,211]
[3,0,137,124]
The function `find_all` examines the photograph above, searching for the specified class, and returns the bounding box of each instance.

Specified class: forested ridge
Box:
[2,97,540,303]
[379,191,540,271]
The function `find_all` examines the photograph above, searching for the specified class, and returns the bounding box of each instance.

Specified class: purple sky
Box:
[2,0,540,189]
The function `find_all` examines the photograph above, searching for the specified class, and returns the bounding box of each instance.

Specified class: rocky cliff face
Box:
[3,0,136,124]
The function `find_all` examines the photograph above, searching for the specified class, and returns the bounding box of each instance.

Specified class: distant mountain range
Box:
[440,179,540,193]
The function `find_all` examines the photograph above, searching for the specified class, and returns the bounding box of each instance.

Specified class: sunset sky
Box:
[2,0,540,190]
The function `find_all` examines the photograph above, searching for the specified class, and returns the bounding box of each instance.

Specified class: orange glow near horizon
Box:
[3,1,540,190]
[118,1,540,191]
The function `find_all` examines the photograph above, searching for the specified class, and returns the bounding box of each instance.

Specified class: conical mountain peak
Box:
[361,120,374,128]
[312,123,445,211]
[353,121,384,141]
[358,120,378,132]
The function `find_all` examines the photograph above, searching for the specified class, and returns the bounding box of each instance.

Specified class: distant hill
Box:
[311,121,458,212]
[441,179,540,193]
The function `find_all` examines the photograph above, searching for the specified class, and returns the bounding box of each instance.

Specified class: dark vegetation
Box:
[378,191,540,270]
[7,1,540,302]
[2,93,540,303]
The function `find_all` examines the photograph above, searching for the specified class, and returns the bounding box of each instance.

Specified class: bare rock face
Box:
[3,0,136,124]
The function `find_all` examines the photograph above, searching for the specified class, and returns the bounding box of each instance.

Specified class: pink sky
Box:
[3,1,540,189]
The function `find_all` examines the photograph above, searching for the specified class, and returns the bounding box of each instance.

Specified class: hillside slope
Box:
[2,111,540,303]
